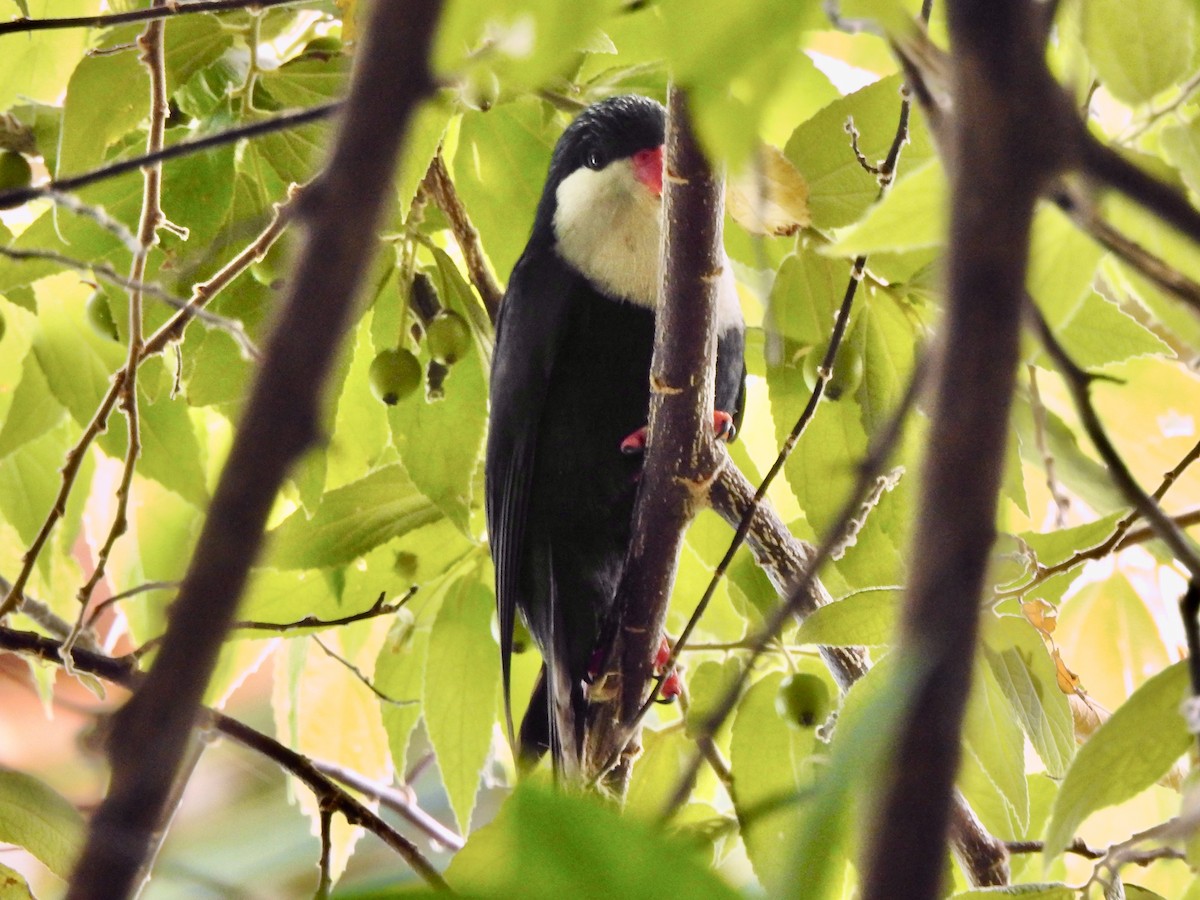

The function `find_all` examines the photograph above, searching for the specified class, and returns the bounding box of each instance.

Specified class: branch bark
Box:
[66,3,442,896]
[582,86,726,788]
[859,4,1056,897]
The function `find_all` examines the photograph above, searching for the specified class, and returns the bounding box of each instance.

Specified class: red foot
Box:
[620,426,647,455]
[619,413,736,456]
[654,636,682,704]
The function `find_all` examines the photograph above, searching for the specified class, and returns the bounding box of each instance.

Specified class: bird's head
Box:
[537,95,666,307]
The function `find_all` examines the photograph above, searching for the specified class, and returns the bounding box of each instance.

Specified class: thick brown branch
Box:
[859,4,1051,897]
[582,86,725,787]
[66,3,442,896]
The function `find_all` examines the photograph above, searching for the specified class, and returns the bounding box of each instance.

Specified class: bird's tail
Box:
[517,663,587,779]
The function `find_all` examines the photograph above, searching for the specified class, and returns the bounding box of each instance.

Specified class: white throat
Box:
[553,159,661,308]
[551,159,744,333]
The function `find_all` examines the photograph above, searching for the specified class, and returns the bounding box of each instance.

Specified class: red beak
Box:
[632,145,664,197]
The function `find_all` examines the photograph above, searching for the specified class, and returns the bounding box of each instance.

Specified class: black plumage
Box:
[485,95,746,773]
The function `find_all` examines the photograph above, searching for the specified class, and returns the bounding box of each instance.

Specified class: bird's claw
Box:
[653,636,682,703]
[618,412,736,456]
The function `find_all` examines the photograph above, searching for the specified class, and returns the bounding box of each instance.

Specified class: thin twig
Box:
[995,432,1200,601]
[0,188,300,619]
[1081,132,1200,252]
[0,104,338,211]
[310,634,415,707]
[642,50,924,740]
[234,589,416,632]
[1027,299,1200,578]
[315,807,333,900]
[66,10,171,663]
[420,153,503,322]
[0,248,259,357]
[0,625,448,888]
[312,759,464,851]
[1054,190,1200,318]
[85,581,179,630]
[0,0,310,36]
[659,356,928,820]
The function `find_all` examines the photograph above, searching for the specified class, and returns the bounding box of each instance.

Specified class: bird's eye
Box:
[586,151,603,169]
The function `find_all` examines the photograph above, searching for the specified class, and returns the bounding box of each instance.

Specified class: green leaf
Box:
[0,862,34,900]
[1079,0,1196,105]
[780,651,922,898]
[446,784,739,899]
[57,41,147,177]
[163,14,234,93]
[827,158,947,255]
[796,587,899,646]
[0,0,100,110]
[0,767,85,880]
[1019,512,1124,571]
[1055,291,1171,370]
[265,464,443,569]
[0,173,143,295]
[1026,203,1104,330]
[433,0,622,95]
[423,575,499,835]
[730,669,818,895]
[133,388,209,507]
[661,0,815,166]
[452,98,557,281]
[983,616,1074,778]
[254,55,350,184]
[375,606,431,772]
[1162,118,1200,197]
[0,424,72,576]
[389,251,489,532]
[0,350,65,460]
[858,289,917,432]
[30,280,125,426]
[626,727,697,818]
[949,886,1075,899]
[785,74,935,231]
[963,655,1028,832]
[1044,660,1190,859]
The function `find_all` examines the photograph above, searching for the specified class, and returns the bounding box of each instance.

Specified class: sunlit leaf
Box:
[0,767,85,880]
[266,464,443,569]
[424,574,500,835]
[1044,661,1190,859]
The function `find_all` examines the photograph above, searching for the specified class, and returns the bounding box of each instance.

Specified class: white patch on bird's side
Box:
[553,159,743,334]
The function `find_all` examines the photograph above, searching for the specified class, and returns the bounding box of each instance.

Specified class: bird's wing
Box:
[486,250,578,751]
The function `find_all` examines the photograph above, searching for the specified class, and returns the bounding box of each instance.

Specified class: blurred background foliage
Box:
[2,0,1200,896]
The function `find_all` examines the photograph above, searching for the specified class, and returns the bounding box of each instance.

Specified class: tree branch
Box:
[0,104,337,211]
[65,3,442,895]
[0,187,299,620]
[0,625,447,889]
[420,153,503,322]
[582,86,726,788]
[0,0,309,36]
[65,4,170,666]
[859,4,1053,897]
[1026,300,1200,578]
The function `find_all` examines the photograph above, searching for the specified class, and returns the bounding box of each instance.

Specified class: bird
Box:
[485,94,746,776]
